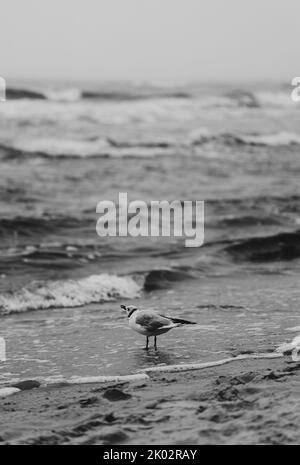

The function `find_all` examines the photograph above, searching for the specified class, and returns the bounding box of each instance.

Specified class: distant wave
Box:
[107,138,173,149]
[224,230,300,262]
[0,216,85,238]
[232,132,300,147]
[1,129,300,159]
[6,87,82,102]
[6,88,47,100]
[0,137,175,158]
[0,241,112,274]
[212,215,283,228]
[82,90,191,101]
[0,273,141,315]
[6,86,191,103]
[5,86,295,109]
[192,131,300,148]
[44,87,82,102]
[255,90,295,108]
[224,90,260,108]
[0,138,111,158]
[208,194,300,212]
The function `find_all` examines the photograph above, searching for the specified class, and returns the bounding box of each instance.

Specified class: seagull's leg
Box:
[154,336,157,351]
[144,336,149,350]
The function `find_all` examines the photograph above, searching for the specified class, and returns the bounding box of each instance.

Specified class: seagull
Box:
[120,304,196,350]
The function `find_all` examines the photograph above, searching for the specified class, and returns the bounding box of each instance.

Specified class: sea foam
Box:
[0,273,141,315]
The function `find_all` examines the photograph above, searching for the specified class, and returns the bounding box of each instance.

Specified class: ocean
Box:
[0,80,299,384]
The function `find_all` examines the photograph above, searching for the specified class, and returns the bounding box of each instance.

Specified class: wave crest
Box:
[224,230,300,262]
[143,267,195,291]
[2,129,299,160]
[0,274,141,315]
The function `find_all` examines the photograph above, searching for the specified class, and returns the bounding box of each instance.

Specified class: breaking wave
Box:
[0,273,142,315]
[1,129,300,159]
[0,137,176,158]
[143,267,196,292]
[0,266,197,315]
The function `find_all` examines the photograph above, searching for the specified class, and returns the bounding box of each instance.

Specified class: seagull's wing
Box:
[135,311,174,331]
[158,313,196,325]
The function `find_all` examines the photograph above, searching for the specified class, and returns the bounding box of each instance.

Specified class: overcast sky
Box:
[1,0,299,81]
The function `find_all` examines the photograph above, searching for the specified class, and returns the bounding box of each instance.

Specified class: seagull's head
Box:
[120,304,139,317]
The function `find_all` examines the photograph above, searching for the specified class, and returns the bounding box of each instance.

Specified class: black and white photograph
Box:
[0,0,300,448]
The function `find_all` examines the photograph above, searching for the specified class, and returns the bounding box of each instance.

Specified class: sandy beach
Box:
[0,356,299,445]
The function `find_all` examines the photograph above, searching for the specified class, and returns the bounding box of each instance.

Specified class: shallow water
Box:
[1,273,300,383]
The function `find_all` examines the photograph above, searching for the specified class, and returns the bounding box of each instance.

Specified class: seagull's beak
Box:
[120,305,126,311]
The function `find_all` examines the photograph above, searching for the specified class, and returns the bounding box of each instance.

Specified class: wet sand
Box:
[0,356,299,445]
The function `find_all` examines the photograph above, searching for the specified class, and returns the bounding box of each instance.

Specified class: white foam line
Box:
[0,353,286,398]
[0,387,21,398]
[0,373,149,398]
[140,353,283,374]
[65,373,149,385]
[286,326,300,332]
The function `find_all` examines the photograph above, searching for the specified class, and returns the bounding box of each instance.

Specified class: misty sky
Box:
[1,0,299,81]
